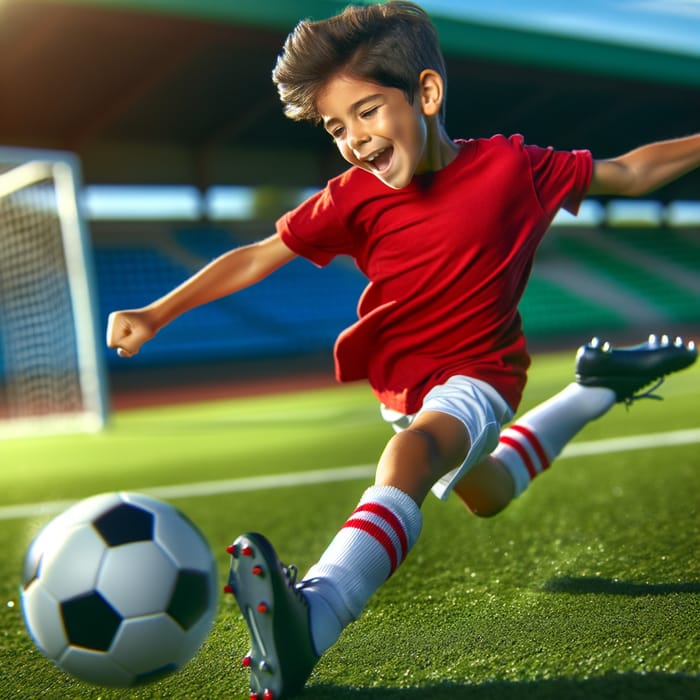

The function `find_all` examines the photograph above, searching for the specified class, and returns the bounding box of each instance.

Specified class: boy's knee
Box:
[382,428,439,473]
[375,428,450,503]
[453,457,515,517]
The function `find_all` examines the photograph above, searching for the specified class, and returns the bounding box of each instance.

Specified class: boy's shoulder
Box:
[328,134,530,189]
[317,134,546,209]
[464,133,530,154]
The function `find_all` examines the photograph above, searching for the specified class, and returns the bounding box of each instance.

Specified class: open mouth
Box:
[365,147,393,173]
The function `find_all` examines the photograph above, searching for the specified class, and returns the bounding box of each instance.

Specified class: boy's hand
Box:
[106,309,157,358]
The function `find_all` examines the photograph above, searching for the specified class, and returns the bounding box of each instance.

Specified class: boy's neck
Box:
[419,120,459,174]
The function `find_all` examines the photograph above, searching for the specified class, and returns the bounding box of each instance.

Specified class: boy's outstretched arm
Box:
[106,233,296,358]
[588,132,700,197]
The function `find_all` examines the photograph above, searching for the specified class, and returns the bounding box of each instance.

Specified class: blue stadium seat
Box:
[94,225,699,370]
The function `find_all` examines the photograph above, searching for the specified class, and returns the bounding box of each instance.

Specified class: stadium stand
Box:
[93,223,699,373]
[94,225,366,370]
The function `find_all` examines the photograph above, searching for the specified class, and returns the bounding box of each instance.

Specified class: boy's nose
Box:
[348,127,371,153]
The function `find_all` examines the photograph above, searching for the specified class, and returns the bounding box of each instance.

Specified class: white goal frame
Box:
[0,147,108,438]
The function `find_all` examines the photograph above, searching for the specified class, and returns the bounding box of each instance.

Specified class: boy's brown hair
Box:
[272,1,448,124]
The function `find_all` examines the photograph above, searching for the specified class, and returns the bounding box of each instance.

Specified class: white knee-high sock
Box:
[300,485,422,654]
[493,383,616,497]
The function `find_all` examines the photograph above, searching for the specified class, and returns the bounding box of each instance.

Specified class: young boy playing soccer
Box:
[106,2,699,697]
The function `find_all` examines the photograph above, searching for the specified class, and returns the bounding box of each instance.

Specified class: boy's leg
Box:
[454,380,614,514]
[456,335,697,513]
[227,483,425,700]
[226,335,696,698]
[226,380,501,699]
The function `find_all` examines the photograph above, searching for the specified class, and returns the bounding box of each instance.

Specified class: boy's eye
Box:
[361,106,378,119]
[331,127,345,140]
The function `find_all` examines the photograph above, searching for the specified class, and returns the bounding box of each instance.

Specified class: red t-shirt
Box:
[277,134,593,414]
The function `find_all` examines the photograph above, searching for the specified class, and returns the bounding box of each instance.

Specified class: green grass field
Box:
[1,350,699,700]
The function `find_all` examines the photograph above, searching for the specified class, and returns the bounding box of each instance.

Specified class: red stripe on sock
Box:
[343,517,399,575]
[499,434,537,479]
[509,424,550,471]
[354,502,408,562]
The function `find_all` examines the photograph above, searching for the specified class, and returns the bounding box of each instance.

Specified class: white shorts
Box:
[380,376,514,500]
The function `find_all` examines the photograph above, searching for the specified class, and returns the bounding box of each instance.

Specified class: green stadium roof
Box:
[2,0,699,197]
[56,0,700,87]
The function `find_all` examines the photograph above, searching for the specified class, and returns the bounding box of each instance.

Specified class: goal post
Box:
[0,147,108,437]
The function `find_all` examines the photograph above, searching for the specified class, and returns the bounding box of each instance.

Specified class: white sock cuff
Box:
[493,444,532,498]
[302,486,423,627]
[494,382,616,498]
[359,485,423,549]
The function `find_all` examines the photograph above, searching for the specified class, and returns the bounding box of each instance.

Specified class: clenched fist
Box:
[106,309,158,358]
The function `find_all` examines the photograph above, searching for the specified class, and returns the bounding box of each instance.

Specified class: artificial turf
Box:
[1,349,698,699]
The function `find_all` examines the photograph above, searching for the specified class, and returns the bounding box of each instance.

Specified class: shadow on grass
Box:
[541,575,700,596]
[304,672,700,699]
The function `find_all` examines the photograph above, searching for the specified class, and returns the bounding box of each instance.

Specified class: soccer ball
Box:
[20,492,218,686]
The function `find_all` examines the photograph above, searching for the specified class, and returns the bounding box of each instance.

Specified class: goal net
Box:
[0,147,108,438]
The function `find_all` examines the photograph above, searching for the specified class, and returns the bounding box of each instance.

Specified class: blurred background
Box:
[1,0,699,413]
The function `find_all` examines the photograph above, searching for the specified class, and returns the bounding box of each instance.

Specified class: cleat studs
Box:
[223,584,234,594]
[263,690,274,700]
[242,545,254,557]
[689,340,696,351]
[602,341,611,352]
[590,337,600,348]
[674,336,683,347]
[250,693,260,700]
[661,334,670,345]
[242,655,252,668]
[252,565,264,576]
[226,544,236,556]
[648,334,658,345]
[257,602,269,614]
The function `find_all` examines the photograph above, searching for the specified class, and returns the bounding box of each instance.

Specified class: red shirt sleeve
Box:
[276,179,355,267]
[523,139,593,216]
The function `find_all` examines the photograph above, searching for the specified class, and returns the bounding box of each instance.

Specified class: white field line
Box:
[2,428,699,522]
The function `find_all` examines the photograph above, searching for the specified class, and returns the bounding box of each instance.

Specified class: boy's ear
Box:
[418,69,444,117]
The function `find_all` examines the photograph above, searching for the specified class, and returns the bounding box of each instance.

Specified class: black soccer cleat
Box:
[575,334,697,404]
[225,533,319,700]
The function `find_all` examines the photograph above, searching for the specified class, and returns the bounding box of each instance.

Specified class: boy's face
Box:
[317,74,430,190]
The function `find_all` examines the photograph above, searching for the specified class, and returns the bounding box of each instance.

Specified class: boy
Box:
[106,3,699,698]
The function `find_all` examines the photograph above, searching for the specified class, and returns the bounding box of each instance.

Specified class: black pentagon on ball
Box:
[61,591,122,651]
[167,569,210,630]
[93,502,154,546]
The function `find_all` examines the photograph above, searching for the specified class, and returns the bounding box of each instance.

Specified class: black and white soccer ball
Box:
[20,492,218,686]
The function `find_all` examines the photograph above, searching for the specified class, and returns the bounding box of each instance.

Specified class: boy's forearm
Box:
[144,236,294,332]
[626,133,700,194]
[592,133,700,196]
[144,248,251,330]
